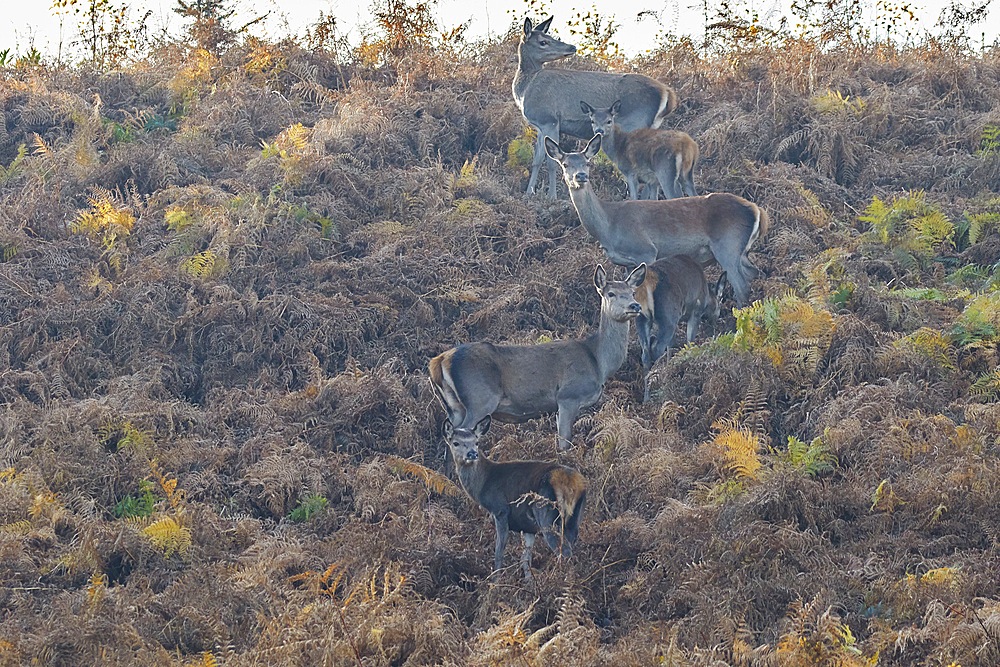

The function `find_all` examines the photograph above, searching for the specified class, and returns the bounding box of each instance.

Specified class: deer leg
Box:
[555,401,582,451]
[626,173,640,200]
[682,169,697,197]
[686,311,701,344]
[636,313,653,371]
[526,124,555,196]
[521,533,535,580]
[493,512,510,572]
[655,161,680,199]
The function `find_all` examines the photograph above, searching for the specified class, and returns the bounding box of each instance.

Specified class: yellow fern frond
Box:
[0,520,32,534]
[387,456,462,497]
[142,516,192,557]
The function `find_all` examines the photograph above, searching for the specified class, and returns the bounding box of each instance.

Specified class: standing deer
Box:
[635,257,726,402]
[443,415,586,579]
[544,134,768,307]
[582,99,699,200]
[514,16,677,199]
[429,264,646,452]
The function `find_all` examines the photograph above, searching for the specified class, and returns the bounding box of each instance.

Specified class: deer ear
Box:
[537,16,554,33]
[442,420,454,440]
[543,136,563,160]
[628,263,647,288]
[584,133,602,159]
[594,264,607,291]
[474,415,491,437]
[611,99,622,116]
[523,18,533,36]
[580,100,593,115]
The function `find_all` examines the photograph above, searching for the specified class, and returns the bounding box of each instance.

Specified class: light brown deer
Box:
[544,134,768,307]
[514,16,677,198]
[429,264,645,451]
[635,257,726,401]
[443,415,586,579]
[582,99,699,200]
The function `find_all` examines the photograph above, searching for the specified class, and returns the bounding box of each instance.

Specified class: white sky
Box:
[3,0,998,61]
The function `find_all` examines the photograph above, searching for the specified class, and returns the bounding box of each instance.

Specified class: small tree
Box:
[51,0,152,68]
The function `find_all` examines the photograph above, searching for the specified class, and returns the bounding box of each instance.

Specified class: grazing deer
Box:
[582,99,699,200]
[635,257,727,402]
[443,415,586,578]
[544,134,768,307]
[429,264,646,452]
[514,16,677,199]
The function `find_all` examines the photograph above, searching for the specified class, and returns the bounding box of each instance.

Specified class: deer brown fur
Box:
[443,416,587,579]
[582,99,699,200]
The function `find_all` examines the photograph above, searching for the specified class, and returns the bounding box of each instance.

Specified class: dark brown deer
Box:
[582,99,699,200]
[514,16,677,198]
[635,257,727,401]
[443,415,586,579]
[429,264,645,451]
[544,134,768,307]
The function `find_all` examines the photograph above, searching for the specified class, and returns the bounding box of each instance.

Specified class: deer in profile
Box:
[443,415,586,579]
[429,263,646,452]
[544,134,768,307]
[514,16,677,199]
[635,257,727,402]
[582,99,699,200]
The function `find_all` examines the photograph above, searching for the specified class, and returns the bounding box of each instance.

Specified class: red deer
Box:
[429,264,646,451]
[635,257,727,401]
[582,99,699,200]
[443,415,586,578]
[514,16,677,199]
[544,134,768,307]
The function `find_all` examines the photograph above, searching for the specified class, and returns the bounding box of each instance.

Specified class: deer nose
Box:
[629,302,642,313]
[466,450,478,461]
[574,173,588,184]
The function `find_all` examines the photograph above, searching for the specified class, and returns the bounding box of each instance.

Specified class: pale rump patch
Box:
[549,467,587,518]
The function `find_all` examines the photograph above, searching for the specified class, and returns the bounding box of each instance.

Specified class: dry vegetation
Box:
[1,7,1000,666]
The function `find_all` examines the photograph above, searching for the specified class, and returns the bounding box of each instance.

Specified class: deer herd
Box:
[429,16,769,579]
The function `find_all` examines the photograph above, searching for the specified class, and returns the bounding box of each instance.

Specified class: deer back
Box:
[624,129,699,177]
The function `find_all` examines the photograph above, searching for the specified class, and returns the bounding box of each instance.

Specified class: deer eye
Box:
[540,40,549,46]
[608,292,616,298]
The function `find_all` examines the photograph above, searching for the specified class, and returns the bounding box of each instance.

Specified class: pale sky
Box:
[2,0,998,61]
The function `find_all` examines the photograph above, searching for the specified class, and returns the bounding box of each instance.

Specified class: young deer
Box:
[430,264,645,452]
[443,415,586,579]
[514,16,677,198]
[544,134,767,307]
[635,257,727,402]
[582,99,699,200]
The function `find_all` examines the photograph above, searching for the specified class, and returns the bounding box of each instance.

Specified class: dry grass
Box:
[0,19,998,667]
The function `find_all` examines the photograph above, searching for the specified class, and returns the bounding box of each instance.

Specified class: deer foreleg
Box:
[493,512,510,572]
[555,401,582,451]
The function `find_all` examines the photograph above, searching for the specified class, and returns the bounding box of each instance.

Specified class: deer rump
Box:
[429,340,605,429]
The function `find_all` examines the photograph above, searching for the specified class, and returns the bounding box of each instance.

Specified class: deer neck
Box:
[456,457,494,504]
[593,307,632,383]
[568,183,614,245]
[513,46,542,107]
[601,125,629,167]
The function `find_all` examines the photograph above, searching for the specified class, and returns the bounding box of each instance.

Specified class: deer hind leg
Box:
[655,159,681,199]
[521,533,535,580]
[534,505,570,558]
[682,167,697,197]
